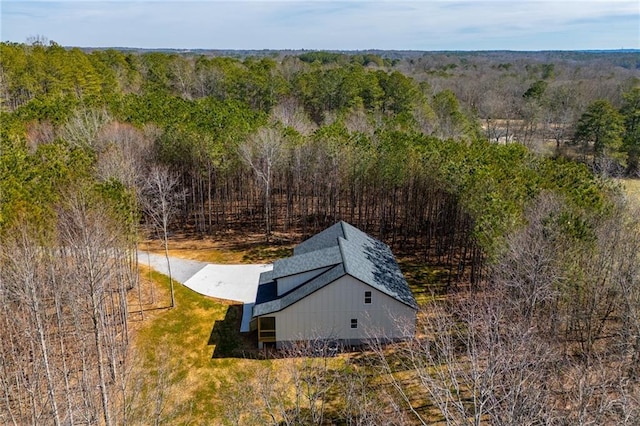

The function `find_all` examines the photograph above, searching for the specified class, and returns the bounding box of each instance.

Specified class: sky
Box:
[1,0,639,51]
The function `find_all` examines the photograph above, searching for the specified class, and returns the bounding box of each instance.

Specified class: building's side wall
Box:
[277,266,332,296]
[272,275,416,345]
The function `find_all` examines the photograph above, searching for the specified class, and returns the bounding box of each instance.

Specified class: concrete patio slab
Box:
[183,264,272,303]
[184,264,272,333]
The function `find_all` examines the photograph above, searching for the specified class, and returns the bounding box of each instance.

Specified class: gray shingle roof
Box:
[293,221,346,255]
[253,221,418,317]
[339,234,418,309]
[255,279,277,305]
[258,269,275,285]
[272,245,342,279]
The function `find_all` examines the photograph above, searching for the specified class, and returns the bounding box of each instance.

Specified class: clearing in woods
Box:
[139,231,296,264]
[131,231,442,423]
[130,177,640,423]
[130,267,268,422]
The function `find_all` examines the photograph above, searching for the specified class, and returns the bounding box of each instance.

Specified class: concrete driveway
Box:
[138,251,272,332]
[183,264,272,303]
[138,251,208,284]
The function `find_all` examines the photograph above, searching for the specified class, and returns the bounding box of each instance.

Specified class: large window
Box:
[351,318,358,329]
[364,291,372,304]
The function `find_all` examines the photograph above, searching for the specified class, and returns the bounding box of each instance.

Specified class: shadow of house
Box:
[208,304,247,358]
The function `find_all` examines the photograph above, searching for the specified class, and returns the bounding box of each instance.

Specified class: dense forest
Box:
[1,40,639,424]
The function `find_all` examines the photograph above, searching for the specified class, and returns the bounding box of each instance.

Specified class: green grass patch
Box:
[399,258,449,305]
[131,269,271,424]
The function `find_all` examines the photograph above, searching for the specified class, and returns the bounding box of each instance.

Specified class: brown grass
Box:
[139,230,296,264]
[620,178,640,207]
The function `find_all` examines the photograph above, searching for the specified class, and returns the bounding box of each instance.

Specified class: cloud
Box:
[1,0,638,50]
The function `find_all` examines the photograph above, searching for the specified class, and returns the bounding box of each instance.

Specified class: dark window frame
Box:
[364,290,372,304]
[351,318,358,328]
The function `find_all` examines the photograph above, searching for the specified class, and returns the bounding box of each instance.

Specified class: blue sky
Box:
[1,1,638,50]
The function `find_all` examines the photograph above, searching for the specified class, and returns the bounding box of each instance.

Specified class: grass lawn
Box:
[130,267,274,424]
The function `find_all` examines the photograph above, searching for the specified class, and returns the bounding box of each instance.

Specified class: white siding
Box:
[277,266,331,296]
[272,275,416,344]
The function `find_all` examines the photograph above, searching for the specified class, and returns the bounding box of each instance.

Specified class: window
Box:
[364,291,372,304]
[258,317,276,342]
[351,318,358,329]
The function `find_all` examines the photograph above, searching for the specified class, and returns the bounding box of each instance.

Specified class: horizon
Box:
[2,1,639,52]
[15,44,640,54]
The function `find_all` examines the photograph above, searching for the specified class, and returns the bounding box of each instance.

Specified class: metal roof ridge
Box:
[337,235,349,275]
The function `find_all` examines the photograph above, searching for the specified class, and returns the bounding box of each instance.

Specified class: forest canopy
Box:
[2,42,636,250]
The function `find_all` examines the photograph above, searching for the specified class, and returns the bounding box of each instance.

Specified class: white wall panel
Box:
[273,275,416,344]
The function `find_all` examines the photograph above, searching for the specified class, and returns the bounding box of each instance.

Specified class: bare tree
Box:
[216,339,403,425]
[1,226,62,426]
[491,192,564,325]
[371,295,557,426]
[543,84,580,154]
[141,164,182,308]
[123,343,193,425]
[0,193,132,425]
[61,107,112,149]
[597,203,640,374]
[169,56,195,100]
[554,354,640,425]
[95,122,151,318]
[337,354,404,426]
[239,127,287,239]
[220,370,262,426]
[96,122,152,189]
[282,341,340,425]
[58,193,130,426]
[248,341,339,425]
[25,120,56,152]
[270,97,316,136]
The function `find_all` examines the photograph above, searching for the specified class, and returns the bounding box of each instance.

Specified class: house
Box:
[251,221,418,349]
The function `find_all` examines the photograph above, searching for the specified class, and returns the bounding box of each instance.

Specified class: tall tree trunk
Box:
[163,229,175,308]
